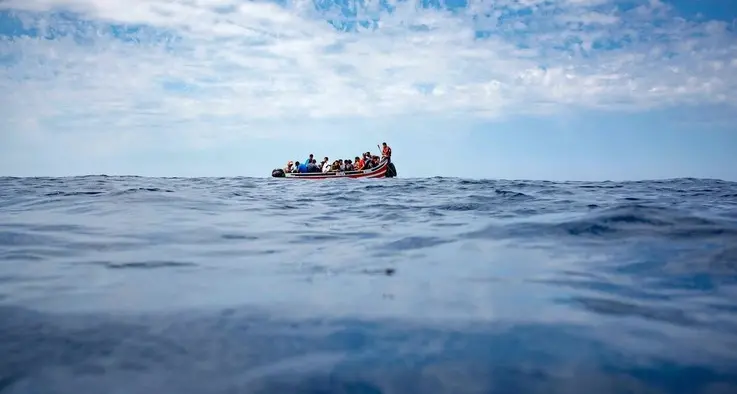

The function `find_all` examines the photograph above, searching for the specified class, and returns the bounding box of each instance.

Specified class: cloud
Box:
[0,0,736,148]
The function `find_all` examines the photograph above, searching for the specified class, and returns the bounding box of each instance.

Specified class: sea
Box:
[1,175,737,394]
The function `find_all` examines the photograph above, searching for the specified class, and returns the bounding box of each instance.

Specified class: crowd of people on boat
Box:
[284,143,392,174]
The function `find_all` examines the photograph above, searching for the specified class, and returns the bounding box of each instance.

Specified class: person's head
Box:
[309,154,314,159]
[323,157,328,162]
[382,142,387,147]
[355,156,360,161]
[295,161,300,166]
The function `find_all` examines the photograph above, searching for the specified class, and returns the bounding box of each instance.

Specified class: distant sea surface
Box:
[1,176,737,394]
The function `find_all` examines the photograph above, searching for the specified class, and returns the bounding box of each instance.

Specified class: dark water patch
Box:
[66,240,151,252]
[612,244,737,280]
[202,248,280,258]
[86,260,197,269]
[465,194,497,203]
[530,204,737,240]
[650,274,737,292]
[457,179,495,186]
[44,190,105,197]
[431,222,464,228]
[704,246,737,274]
[112,187,175,195]
[293,234,345,243]
[563,296,699,327]
[221,233,259,241]
[26,224,94,234]
[435,202,482,212]
[537,187,574,196]
[494,189,532,199]
[369,203,412,211]
[313,214,340,221]
[271,203,300,210]
[536,278,673,302]
[0,252,45,262]
[383,236,451,252]
[0,231,63,247]
[361,268,396,276]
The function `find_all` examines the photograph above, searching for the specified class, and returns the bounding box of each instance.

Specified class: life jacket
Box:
[382,145,391,157]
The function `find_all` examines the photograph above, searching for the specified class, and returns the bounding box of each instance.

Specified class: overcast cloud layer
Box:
[1,0,736,145]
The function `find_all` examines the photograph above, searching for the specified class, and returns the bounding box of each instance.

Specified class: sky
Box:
[0,0,735,181]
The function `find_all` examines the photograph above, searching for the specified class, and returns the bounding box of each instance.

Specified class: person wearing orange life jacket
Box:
[380,142,392,163]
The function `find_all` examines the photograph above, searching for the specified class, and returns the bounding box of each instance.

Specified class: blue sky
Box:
[0,0,735,181]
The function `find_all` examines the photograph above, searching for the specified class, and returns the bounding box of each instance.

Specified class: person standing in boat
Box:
[380,142,392,163]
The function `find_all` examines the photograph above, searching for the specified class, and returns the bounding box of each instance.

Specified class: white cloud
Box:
[0,0,735,147]
[558,11,619,25]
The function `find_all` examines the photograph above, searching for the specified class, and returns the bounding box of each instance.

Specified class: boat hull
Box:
[272,160,396,179]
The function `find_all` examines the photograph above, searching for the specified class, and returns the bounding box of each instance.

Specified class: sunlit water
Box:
[1,176,737,394]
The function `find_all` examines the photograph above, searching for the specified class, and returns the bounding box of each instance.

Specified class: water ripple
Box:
[1,176,736,393]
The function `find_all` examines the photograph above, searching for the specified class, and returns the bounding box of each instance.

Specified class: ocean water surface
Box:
[1,176,737,393]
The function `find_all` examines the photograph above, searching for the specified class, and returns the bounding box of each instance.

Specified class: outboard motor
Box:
[386,162,397,178]
[272,168,285,178]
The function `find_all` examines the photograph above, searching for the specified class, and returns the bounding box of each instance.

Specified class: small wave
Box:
[87,260,197,269]
[0,231,62,247]
[44,190,105,197]
[555,204,736,239]
[462,202,737,242]
[457,179,495,186]
[494,189,532,199]
[113,187,174,195]
[382,236,451,252]
[221,233,259,240]
[435,202,483,212]
[564,296,699,327]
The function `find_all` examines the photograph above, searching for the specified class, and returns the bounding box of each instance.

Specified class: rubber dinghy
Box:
[272,158,397,179]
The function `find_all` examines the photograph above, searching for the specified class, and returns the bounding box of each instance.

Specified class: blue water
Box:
[1,176,737,394]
